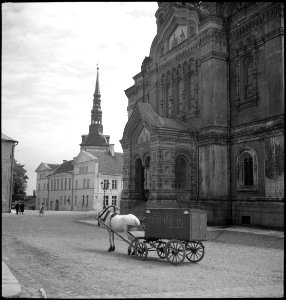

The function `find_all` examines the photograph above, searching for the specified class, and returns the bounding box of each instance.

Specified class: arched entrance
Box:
[135,158,144,196]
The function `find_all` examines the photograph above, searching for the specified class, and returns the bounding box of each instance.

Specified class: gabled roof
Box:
[122,102,190,143]
[49,160,74,175]
[85,150,123,175]
[35,162,60,172]
[1,133,18,143]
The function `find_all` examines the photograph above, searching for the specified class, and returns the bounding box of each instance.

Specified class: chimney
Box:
[109,144,115,157]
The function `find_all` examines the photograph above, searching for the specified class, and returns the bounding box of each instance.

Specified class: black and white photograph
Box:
[2,2,284,298]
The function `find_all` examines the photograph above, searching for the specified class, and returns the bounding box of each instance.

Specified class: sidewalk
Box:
[2,261,21,298]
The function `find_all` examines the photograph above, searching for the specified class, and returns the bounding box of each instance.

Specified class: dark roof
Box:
[1,133,18,143]
[86,150,123,175]
[50,160,74,175]
[47,164,60,171]
[81,133,108,147]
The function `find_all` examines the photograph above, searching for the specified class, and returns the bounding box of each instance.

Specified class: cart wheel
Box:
[185,241,205,263]
[156,241,166,259]
[135,241,148,260]
[165,240,186,265]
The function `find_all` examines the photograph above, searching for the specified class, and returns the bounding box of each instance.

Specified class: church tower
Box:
[80,66,111,151]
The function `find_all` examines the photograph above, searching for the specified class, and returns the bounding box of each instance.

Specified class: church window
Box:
[237,149,258,191]
[175,156,188,189]
[178,80,184,113]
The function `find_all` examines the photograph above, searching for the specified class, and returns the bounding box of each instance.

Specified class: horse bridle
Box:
[97,205,116,227]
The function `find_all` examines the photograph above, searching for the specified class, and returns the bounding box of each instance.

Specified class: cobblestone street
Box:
[2,211,284,298]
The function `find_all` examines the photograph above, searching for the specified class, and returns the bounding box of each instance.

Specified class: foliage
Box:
[12,160,29,202]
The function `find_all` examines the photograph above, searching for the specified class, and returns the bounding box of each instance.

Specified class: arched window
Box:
[175,156,188,189]
[237,149,258,191]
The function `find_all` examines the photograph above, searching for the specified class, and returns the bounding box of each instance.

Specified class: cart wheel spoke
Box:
[185,241,205,263]
[135,241,148,260]
[156,241,166,259]
[165,240,185,265]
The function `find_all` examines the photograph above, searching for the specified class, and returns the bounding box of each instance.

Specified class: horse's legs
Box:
[108,230,113,252]
[111,232,115,251]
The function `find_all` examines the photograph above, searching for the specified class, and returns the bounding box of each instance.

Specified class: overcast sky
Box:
[2,2,158,195]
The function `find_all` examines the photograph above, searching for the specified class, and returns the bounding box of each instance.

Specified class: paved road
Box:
[2,210,284,298]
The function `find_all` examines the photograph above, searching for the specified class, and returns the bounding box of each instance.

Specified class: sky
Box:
[2,2,158,195]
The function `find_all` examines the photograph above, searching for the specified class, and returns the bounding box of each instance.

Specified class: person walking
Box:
[15,201,20,215]
[39,203,44,216]
[20,201,25,214]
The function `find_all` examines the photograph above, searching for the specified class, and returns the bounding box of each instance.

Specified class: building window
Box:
[175,156,188,189]
[75,196,77,207]
[86,195,89,207]
[69,178,71,190]
[57,179,59,190]
[112,196,117,206]
[38,184,40,191]
[87,179,90,189]
[112,180,117,189]
[64,178,67,190]
[64,196,66,205]
[75,180,78,189]
[237,148,258,192]
[60,196,62,205]
[51,180,53,191]
[47,182,49,191]
[44,183,46,190]
[83,179,86,189]
[61,179,63,190]
[85,166,88,174]
[82,195,85,207]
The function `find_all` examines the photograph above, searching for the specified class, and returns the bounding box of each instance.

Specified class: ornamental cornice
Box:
[231,115,284,138]
[156,29,226,75]
[229,4,283,43]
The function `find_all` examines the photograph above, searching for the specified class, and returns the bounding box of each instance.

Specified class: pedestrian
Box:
[20,201,25,214]
[15,201,20,215]
[39,203,44,216]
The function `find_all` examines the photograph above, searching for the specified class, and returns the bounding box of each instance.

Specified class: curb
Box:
[2,261,21,298]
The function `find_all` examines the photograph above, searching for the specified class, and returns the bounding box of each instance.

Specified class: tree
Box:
[12,160,29,202]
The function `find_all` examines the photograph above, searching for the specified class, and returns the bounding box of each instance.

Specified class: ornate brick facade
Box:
[120,2,284,228]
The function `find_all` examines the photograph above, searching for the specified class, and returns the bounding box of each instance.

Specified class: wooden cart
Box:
[128,208,207,265]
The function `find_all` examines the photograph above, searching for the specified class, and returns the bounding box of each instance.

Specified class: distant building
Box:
[35,67,123,212]
[1,133,18,213]
[120,2,284,228]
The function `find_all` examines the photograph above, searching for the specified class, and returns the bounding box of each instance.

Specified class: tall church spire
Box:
[90,65,103,135]
[80,65,110,150]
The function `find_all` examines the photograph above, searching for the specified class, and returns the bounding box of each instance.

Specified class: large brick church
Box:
[120,2,284,228]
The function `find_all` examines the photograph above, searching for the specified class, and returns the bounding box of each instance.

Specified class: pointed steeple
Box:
[90,65,103,135]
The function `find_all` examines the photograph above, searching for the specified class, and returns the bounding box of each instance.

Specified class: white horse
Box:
[97,207,140,254]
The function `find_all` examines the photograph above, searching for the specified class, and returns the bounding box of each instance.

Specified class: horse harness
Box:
[99,210,118,226]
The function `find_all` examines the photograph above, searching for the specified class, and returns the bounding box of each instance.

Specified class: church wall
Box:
[200,58,228,127]
[199,144,228,197]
